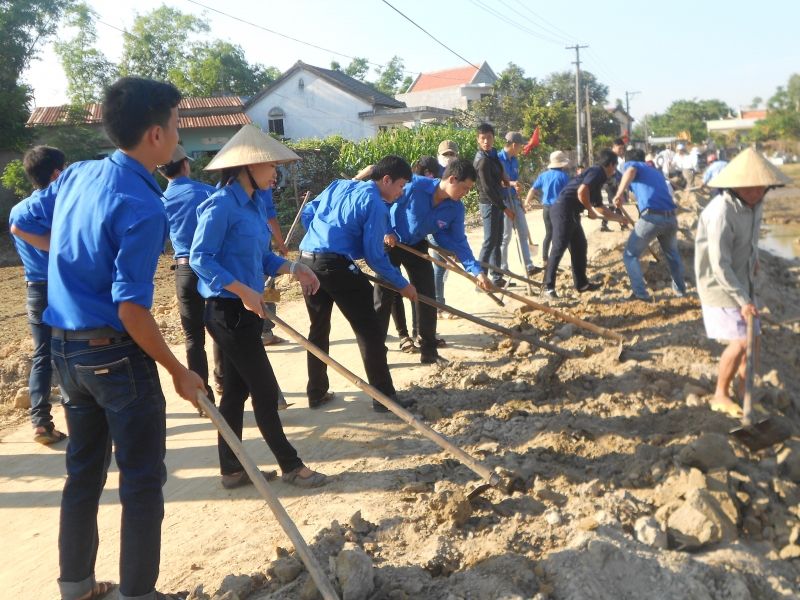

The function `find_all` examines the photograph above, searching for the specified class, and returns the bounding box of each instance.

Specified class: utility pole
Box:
[585,85,593,161]
[625,90,640,143]
[567,44,589,166]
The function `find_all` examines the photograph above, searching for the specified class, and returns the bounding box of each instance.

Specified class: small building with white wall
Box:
[396,62,497,111]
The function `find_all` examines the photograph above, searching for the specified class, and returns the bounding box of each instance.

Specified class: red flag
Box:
[523,126,540,155]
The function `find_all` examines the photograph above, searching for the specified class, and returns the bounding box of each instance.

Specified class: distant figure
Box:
[499,131,539,277]
[701,153,728,198]
[526,150,570,268]
[672,143,698,189]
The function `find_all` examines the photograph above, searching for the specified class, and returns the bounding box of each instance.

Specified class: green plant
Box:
[1,159,32,198]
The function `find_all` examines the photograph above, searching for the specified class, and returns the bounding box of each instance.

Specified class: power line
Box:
[496,0,572,44]
[380,0,478,69]
[468,0,566,46]
[512,2,576,44]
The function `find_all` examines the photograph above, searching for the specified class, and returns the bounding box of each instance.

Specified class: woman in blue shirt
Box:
[191,125,327,489]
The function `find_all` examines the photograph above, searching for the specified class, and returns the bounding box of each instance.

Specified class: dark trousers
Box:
[479,202,505,282]
[374,242,437,356]
[204,298,302,475]
[542,206,553,263]
[544,206,588,291]
[390,295,411,339]
[300,254,395,402]
[26,282,54,429]
[174,264,214,402]
[52,337,166,600]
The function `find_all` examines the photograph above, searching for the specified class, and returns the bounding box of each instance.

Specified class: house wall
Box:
[397,84,492,111]
[179,127,244,157]
[246,70,377,141]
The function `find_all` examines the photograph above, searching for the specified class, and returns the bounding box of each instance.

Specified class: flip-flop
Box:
[262,334,287,346]
[77,581,116,600]
[709,399,744,418]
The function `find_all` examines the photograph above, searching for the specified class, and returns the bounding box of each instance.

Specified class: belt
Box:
[299,250,349,261]
[175,257,190,265]
[51,326,131,342]
[642,209,675,216]
[26,281,47,287]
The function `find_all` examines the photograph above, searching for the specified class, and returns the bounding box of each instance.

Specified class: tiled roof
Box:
[408,66,479,92]
[27,97,250,128]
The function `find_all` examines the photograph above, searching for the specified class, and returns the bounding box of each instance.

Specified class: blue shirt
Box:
[497,149,519,201]
[300,179,408,289]
[703,160,728,185]
[9,190,50,282]
[390,175,481,276]
[190,182,287,299]
[15,150,169,331]
[621,161,677,213]
[162,176,216,258]
[533,169,569,206]
[257,188,278,220]
[554,166,608,213]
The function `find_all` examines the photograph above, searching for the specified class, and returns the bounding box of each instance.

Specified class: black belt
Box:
[642,209,675,216]
[299,250,349,261]
[175,257,190,265]
[51,326,131,342]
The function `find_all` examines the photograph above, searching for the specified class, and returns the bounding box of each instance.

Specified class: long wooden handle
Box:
[413,243,505,307]
[263,307,501,488]
[742,313,756,427]
[196,393,340,600]
[265,192,312,290]
[363,272,569,357]
[426,243,542,288]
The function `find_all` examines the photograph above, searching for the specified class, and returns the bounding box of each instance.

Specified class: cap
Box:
[505,131,525,145]
[437,140,459,156]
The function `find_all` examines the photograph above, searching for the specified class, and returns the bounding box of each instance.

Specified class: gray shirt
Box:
[695,191,762,308]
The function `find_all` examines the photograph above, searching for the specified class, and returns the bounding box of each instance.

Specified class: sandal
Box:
[435,337,447,348]
[399,336,418,354]
[34,426,67,445]
[282,466,328,488]
[309,391,335,410]
[262,333,287,346]
[221,469,278,489]
[76,581,116,600]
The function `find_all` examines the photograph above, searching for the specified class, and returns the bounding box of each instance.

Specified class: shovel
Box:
[729,314,791,452]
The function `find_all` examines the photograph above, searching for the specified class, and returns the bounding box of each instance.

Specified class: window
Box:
[268,107,285,136]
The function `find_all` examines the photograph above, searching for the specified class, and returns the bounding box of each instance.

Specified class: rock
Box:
[269,555,303,584]
[429,488,472,527]
[471,370,490,385]
[420,405,444,421]
[634,516,667,549]
[348,510,372,535]
[13,387,29,409]
[677,433,738,471]
[544,509,562,526]
[779,544,800,560]
[335,543,374,600]
[533,485,568,506]
[666,489,737,550]
[777,443,800,483]
[498,338,514,350]
[762,369,783,388]
[685,393,703,407]
[555,324,575,340]
[213,575,252,600]
[514,341,532,356]
[419,536,462,576]
[576,516,599,531]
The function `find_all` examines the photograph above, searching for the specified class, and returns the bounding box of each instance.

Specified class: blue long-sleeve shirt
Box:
[162,176,216,258]
[12,150,168,331]
[390,175,481,275]
[8,190,50,282]
[299,179,407,289]
[190,181,287,299]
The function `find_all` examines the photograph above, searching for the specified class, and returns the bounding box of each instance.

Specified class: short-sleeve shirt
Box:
[533,169,569,206]
[162,176,216,258]
[497,149,519,201]
[553,166,608,214]
[621,161,676,213]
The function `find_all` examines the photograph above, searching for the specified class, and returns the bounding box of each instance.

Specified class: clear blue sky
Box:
[22,0,799,121]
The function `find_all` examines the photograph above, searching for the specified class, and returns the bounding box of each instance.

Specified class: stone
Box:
[419,536,462,576]
[555,324,575,340]
[544,509,562,526]
[762,369,783,389]
[270,555,303,584]
[777,443,800,483]
[13,387,29,409]
[677,433,738,472]
[666,489,737,550]
[429,489,472,527]
[533,485,568,507]
[576,516,599,531]
[634,516,667,549]
[348,510,372,535]
[214,575,252,600]
[779,544,800,560]
[471,370,490,385]
[685,393,704,407]
[514,341,532,356]
[335,543,374,600]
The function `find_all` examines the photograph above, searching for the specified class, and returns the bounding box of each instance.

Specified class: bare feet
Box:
[709,395,743,418]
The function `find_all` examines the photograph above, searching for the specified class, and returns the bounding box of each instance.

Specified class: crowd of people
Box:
[7,75,790,600]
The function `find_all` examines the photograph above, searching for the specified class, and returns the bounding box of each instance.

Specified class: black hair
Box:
[612,137,625,147]
[412,155,439,176]
[102,77,182,150]
[443,158,477,182]
[158,158,187,179]
[627,149,646,162]
[22,145,66,189]
[477,122,495,136]
[370,155,412,182]
[597,149,619,168]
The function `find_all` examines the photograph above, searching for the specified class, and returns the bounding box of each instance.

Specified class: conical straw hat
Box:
[707,147,791,188]
[205,124,300,170]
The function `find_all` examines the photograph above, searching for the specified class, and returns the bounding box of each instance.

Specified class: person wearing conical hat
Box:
[190,124,328,489]
[695,147,791,418]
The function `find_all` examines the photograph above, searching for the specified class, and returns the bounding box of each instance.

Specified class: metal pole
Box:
[585,85,593,161]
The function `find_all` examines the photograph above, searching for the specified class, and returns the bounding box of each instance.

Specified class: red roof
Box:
[741,109,767,120]
[178,113,251,128]
[409,66,479,92]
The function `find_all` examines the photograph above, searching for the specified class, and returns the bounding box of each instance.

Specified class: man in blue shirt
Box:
[8,145,68,445]
[526,150,570,267]
[613,149,687,301]
[299,155,417,412]
[11,77,204,600]
[159,144,217,406]
[543,149,628,298]
[498,132,537,277]
[375,158,492,365]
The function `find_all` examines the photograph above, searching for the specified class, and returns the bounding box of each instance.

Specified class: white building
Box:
[396,62,497,111]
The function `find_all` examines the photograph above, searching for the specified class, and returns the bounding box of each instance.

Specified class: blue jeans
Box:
[500,198,533,271]
[623,212,686,299]
[26,282,54,429]
[479,203,505,282]
[53,337,167,600]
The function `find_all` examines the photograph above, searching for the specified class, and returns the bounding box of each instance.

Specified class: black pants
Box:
[204,298,303,475]
[479,202,505,282]
[174,264,215,402]
[374,242,437,356]
[300,254,395,403]
[544,206,588,291]
[542,205,553,262]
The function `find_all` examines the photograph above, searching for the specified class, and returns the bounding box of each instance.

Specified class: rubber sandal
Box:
[709,399,744,419]
[399,336,418,353]
[34,427,67,445]
[262,334,287,346]
[76,581,116,600]
[221,469,278,489]
[282,467,328,488]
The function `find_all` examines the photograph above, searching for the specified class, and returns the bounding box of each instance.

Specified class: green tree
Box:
[542,70,609,106]
[374,56,412,95]
[54,2,116,105]
[646,99,731,142]
[0,0,76,150]
[751,73,800,142]
[119,5,209,81]
[344,58,369,82]
[1,159,32,198]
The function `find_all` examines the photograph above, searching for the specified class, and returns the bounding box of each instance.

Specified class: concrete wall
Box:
[246,69,377,141]
[396,84,493,111]
[178,127,243,157]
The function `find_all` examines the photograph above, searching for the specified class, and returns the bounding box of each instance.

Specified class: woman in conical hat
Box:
[190,125,327,489]
[695,147,790,418]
